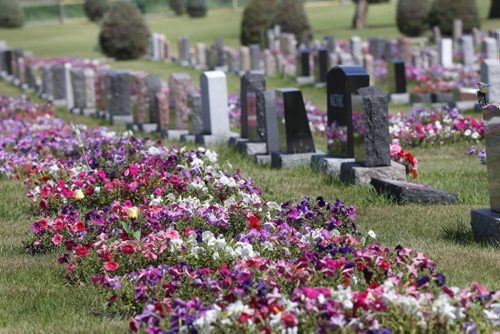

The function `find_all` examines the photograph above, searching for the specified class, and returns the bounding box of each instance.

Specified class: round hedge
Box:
[396,0,430,37]
[98,2,150,60]
[240,0,278,46]
[84,0,110,22]
[186,0,207,18]
[170,0,186,15]
[273,0,312,44]
[428,0,480,36]
[0,0,25,28]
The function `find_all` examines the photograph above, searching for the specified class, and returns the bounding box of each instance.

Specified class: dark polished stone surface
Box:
[483,102,500,213]
[240,72,266,140]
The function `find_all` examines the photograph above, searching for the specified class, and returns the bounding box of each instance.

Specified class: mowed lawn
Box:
[0,1,500,332]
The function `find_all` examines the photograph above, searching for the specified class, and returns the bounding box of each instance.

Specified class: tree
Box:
[240,0,278,46]
[490,0,500,18]
[396,0,430,36]
[352,0,369,30]
[273,0,312,44]
[0,0,25,28]
[428,0,480,35]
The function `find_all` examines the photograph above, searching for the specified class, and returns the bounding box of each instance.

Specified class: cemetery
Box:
[0,0,499,332]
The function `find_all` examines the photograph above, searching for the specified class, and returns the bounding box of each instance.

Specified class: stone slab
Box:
[340,161,406,185]
[112,115,134,125]
[228,136,247,147]
[165,129,189,141]
[371,178,458,204]
[180,134,196,143]
[456,101,478,110]
[271,151,324,169]
[195,134,228,146]
[126,123,140,132]
[81,108,97,117]
[390,93,410,105]
[471,208,500,243]
[255,154,271,166]
[311,154,355,177]
[236,141,267,156]
[140,123,158,133]
[295,76,315,85]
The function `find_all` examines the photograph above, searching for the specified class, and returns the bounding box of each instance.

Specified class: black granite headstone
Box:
[327,66,370,157]
[4,49,13,76]
[52,64,66,100]
[256,90,279,154]
[357,87,391,167]
[369,37,384,60]
[240,72,266,140]
[371,178,458,204]
[215,38,225,67]
[316,48,328,84]
[300,49,310,77]
[393,59,407,94]
[145,74,162,124]
[205,48,214,70]
[276,88,315,154]
[110,70,132,116]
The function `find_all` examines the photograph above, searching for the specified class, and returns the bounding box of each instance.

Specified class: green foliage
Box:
[428,0,481,35]
[396,0,430,36]
[98,2,150,60]
[169,0,186,15]
[240,0,279,46]
[186,0,208,17]
[83,0,110,22]
[273,0,312,44]
[0,0,25,28]
[368,0,389,3]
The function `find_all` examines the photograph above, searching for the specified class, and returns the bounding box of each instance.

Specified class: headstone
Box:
[130,71,149,125]
[41,64,54,99]
[460,35,475,68]
[205,48,214,70]
[168,73,192,130]
[398,37,412,65]
[453,19,463,43]
[215,38,225,67]
[392,59,407,94]
[141,74,161,131]
[64,63,74,111]
[263,50,276,77]
[227,48,240,75]
[83,68,96,110]
[299,48,311,76]
[432,26,442,44]
[280,33,296,57]
[240,72,266,140]
[326,66,370,157]
[195,43,207,69]
[156,86,170,134]
[371,178,458,204]
[369,37,384,60]
[438,38,453,67]
[350,36,362,64]
[52,64,66,100]
[315,48,328,84]
[188,89,203,135]
[199,71,230,139]
[71,68,85,110]
[178,36,190,66]
[482,37,498,60]
[480,59,500,107]
[472,27,482,47]
[356,87,391,166]
[275,88,315,154]
[383,40,393,61]
[240,46,251,73]
[256,90,279,154]
[324,35,336,54]
[109,70,132,119]
[250,44,261,71]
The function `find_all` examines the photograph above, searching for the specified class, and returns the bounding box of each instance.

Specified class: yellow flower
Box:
[74,189,85,200]
[128,206,139,219]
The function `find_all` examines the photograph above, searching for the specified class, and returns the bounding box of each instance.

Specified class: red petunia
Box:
[104,261,120,271]
[122,244,136,255]
[75,246,89,257]
[76,220,86,231]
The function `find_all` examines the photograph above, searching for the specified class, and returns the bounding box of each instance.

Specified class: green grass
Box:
[0,2,500,332]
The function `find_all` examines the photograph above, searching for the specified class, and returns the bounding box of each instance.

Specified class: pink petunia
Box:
[52,233,63,245]
[104,261,120,271]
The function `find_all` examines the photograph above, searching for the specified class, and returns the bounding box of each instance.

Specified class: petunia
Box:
[51,233,63,245]
[104,261,120,271]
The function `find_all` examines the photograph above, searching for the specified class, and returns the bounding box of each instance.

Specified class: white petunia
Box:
[367,230,377,239]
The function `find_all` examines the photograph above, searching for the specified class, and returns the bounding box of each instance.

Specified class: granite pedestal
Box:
[340,161,406,185]
[471,209,500,243]
[390,93,410,105]
[311,154,355,177]
[271,151,324,169]
[371,178,458,204]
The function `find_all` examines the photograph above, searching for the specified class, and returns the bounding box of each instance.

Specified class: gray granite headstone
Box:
[52,64,66,100]
[324,35,336,53]
[215,38,225,67]
[350,36,362,64]
[240,72,266,140]
[453,19,463,42]
[41,64,54,99]
[482,37,498,60]
[250,44,261,71]
[64,63,74,110]
[483,102,500,212]
[369,37,384,60]
[357,87,391,167]
[83,68,96,109]
[188,89,203,135]
[481,59,500,105]
[460,35,474,68]
[71,68,85,109]
[256,90,279,154]
[169,73,192,130]
[109,70,132,116]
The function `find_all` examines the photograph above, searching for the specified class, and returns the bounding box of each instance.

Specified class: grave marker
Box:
[240,72,266,140]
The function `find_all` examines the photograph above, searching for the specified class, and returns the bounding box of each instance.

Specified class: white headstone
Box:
[482,37,498,60]
[200,71,230,137]
[460,35,475,68]
[438,38,453,67]
[350,36,362,65]
[481,59,500,104]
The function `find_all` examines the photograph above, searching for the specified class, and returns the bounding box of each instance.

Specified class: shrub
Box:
[368,0,389,3]
[169,0,186,15]
[396,0,430,36]
[428,0,480,36]
[186,0,207,17]
[240,0,279,46]
[99,2,150,60]
[0,0,25,28]
[84,0,110,22]
[273,0,312,44]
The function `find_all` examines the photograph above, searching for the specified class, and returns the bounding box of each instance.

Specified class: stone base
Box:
[456,100,478,110]
[81,108,96,117]
[179,134,196,143]
[471,208,500,243]
[228,136,246,147]
[112,115,134,125]
[255,154,271,166]
[314,82,327,88]
[164,129,189,141]
[140,123,158,133]
[95,111,109,119]
[236,140,267,156]
[271,151,323,169]
[340,161,406,185]
[295,76,315,85]
[311,154,355,177]
[126,123,140,132]
[52,99,66,107]
[195,134,230,145]
[371,178,458,204]
[390,93,410,105]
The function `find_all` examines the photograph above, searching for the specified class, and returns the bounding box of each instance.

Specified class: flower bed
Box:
[1,96,498,333]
